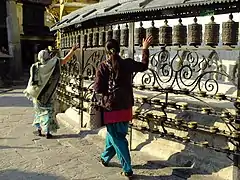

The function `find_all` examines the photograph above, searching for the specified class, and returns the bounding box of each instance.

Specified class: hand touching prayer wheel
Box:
[135,21,146,46]
[147,20,159,46]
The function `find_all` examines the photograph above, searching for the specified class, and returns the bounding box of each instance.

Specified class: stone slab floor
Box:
[0,88,223,180]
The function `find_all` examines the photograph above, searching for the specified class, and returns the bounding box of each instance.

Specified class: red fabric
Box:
[104,108,132,124]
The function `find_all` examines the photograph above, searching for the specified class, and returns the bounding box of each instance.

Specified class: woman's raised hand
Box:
[72,43,80,51]
[142,36,153,49]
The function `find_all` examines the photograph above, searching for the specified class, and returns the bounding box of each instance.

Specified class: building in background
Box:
[0,0,54,78]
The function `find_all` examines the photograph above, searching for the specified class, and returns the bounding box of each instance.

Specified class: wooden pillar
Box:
[6,0,22,78]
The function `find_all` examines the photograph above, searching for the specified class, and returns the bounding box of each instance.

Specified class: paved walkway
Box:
[0,88,222,180]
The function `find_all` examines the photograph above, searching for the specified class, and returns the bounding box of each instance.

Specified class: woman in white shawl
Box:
[24,44,79,139]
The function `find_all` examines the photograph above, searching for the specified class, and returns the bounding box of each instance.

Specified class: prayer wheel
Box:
[82,29,87,48]
[99,27,106,46]
[113,24,121,45]
[60,34,64,49]
[147,20,159,46]
[159,19,172,46]
[222,13,239,46]
[135,21,146,46]
[70,32,73,47]
[72,32,76,46]
[66,33,69,48]
[204,16,220,46]
[173,18,187,46]
[188,17,202,46]
[63,33,67,48]
[87,29,93,47]
[106,26,113,42]
[76,30,81,45]
[93,28,99,47]
[121,23,129,47]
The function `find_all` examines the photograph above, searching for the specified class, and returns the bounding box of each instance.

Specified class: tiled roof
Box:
[51,0,240,31]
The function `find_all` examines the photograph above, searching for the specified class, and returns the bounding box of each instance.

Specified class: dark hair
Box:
[105,39,120,78]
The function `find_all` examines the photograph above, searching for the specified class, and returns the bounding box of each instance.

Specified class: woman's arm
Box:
[61,44,79,65]
[127,36,153,72]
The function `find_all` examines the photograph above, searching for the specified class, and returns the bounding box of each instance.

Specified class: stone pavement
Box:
[0,88,223,180]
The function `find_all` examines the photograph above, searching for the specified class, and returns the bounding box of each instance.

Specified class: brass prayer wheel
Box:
[87,28,93,47]
[99,27,106,46]
[159,19,172,46]
[121,23,129,47]
[106,26,113,42]
[222,13,239,46]
[135,21,146,46]
[113,24,121,45]
[204,16,220,46]
[188,17,202,46]
[173,18,187,46]
[66,33,69,48]
[63,33,67,48]
[77,30,81,45]
[61,34,64,49]
[93,28,99,47]
[72,32,76,46]
[82,29,87,48]
[147,20,159,46]
[70,32,73,47]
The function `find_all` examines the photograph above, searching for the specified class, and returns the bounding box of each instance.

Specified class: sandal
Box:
[121,171,133,179]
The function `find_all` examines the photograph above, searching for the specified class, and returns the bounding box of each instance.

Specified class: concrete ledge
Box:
[97,126,234,180]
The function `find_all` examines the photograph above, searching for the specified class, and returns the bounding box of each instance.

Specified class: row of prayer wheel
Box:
[60,14,239,49]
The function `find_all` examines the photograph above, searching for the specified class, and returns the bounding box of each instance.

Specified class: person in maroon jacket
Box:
[94,36,153,178]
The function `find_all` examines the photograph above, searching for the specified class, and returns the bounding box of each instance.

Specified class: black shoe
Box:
[121,171,133,179]
[46,133,53,139]
[33,129,43,137]
[100,158,108,167]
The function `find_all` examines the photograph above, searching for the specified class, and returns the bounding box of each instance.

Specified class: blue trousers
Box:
[101,122,132,173]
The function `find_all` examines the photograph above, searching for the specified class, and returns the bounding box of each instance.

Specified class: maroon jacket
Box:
[94,49,149,111]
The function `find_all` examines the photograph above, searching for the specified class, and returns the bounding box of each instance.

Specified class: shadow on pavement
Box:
[0,96,32,107]
[0,146,38,150]
[0,169,66,180]
[53,130,98,139]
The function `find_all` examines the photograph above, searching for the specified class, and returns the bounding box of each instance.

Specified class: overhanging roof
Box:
[51,0,240,31]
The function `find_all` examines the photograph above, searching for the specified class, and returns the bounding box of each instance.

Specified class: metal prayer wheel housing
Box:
[63,34,67,48]
[147,20,159,46]
[222,14,239,46]
[204,16,220,46]
[121,24,129,47]
[173,18,187,46]
[159,19,172,46]
[135,21,146,46]
[87,29,93,47]
[93,28,99,47]
[106,26,113,42]
[69,32,73,47]
[82,30,87,48]
[77,31,81,45]
[72,32,76,46]
[113,25,121,45]
[188,17,202,46]
[99,27,106,46]
[66,33,69,48]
